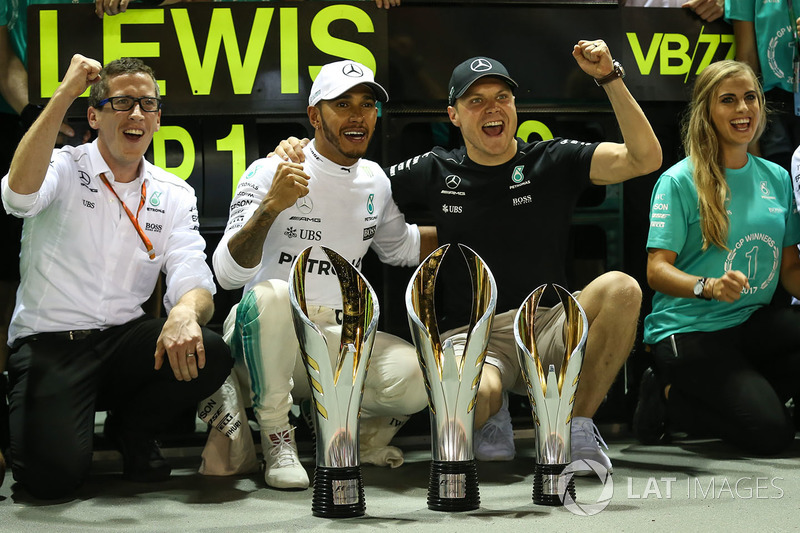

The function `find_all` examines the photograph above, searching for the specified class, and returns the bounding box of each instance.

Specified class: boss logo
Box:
[145,223,163,232]
[512,195,532,206]
[363,225,376,240]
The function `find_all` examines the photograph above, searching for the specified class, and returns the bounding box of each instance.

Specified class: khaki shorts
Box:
[441,292,579,395]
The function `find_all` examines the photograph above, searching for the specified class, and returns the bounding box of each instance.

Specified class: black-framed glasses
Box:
[97,96,162,112]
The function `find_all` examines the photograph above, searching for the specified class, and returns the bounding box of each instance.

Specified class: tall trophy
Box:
[514,284,588,506]
[405,244,496,512]
[288,246,378,518]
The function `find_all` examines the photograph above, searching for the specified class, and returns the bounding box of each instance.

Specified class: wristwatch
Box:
[594,60,625,86]
[693,277,711,300]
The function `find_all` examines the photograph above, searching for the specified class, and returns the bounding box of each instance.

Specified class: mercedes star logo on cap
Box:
[470,58,492,72]
[342,63,364,77]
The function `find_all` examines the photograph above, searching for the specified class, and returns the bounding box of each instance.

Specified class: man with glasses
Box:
[1,54,231,499]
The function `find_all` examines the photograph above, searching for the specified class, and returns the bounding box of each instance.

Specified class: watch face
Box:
[693,279,704,297]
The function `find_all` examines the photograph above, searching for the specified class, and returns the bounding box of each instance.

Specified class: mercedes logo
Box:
[445,175,461,189]
[296,196,313,214]
[470,58,492,72]
[342,63,364,78]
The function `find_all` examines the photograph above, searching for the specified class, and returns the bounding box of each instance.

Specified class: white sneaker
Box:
[570,416,613,476]
[474,392,515,461]
[359,415,408,468]
[261,425,309,489]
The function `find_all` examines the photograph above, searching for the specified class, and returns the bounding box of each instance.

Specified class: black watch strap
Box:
[594,60,625,86]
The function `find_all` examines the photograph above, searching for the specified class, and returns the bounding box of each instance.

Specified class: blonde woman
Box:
[635,60,800,455]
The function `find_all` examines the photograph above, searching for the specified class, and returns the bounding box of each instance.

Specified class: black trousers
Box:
[652,306,800,456]
[7,316,232,499]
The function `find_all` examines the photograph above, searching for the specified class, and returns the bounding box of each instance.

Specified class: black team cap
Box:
[448,57,519,105]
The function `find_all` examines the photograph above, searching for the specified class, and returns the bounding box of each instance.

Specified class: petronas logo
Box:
[512,166,524,183]
[149,191,162,206]
[367,194,374,214]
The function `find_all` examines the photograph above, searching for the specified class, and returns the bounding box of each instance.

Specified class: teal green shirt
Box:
[726,0,800,93]
[644,155,800,344]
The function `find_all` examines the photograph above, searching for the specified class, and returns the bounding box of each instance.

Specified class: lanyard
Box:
[788,1,800,54]
[99,172,156,260]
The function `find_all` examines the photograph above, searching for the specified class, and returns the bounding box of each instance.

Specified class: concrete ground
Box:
[1,421,798,533]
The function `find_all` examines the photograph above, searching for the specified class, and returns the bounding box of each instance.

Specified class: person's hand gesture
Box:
[572,40,615,81]
[58,54,102,102]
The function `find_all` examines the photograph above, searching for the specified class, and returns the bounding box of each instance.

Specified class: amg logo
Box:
[512,195,532,206]
[363,225,376,240]
[289,216,322,223]
[145,223,163,232]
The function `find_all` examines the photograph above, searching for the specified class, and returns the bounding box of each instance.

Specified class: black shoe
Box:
[632,367,668,444]
[105,415,172,482]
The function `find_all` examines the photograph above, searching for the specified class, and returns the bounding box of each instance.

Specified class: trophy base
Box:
[311,465,365,518]
[427,460,480,512]
[532,462,575,506]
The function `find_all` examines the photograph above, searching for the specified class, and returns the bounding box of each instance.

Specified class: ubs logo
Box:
[445,175,461,189]
[296,196,313,214]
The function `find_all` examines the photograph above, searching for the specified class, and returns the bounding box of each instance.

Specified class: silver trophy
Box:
[289,246,378,518]
[514,284,588,506]
[405,244,496,512]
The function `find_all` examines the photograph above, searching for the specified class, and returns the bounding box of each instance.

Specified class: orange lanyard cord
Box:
[99,172,156,260]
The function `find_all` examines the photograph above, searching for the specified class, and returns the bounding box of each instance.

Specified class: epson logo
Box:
[230,199,253,210]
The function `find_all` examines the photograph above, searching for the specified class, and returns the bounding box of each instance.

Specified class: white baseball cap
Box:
[308,60,389,106]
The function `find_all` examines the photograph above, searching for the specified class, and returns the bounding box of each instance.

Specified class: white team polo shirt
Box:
[214,140,420,308]
[1,140,215,344]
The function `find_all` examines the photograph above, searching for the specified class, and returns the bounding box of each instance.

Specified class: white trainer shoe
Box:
[261,425,309,489]
[474,392,515,461]
[570,416,613,476]
[359,415,408,468]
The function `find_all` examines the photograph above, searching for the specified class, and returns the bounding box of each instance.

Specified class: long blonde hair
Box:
[683,60,766,251]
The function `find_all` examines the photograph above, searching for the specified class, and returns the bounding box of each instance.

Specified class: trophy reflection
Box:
[514,284,588,506]
[289,246,378,518]
[406,244,496,512]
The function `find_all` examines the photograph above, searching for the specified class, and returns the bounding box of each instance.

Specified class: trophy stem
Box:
[311,465,365,518]
[427,460,480,512]
[532,462,574,506]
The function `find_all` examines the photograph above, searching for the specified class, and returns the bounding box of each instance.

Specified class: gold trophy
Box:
[406,244,496,511]
[288,246,378,518]
[514,284,588,506]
